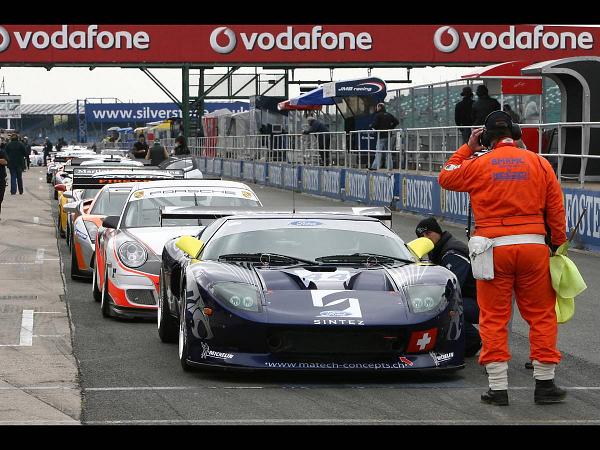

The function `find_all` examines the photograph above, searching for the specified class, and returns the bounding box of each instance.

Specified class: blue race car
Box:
[158,208,465,372]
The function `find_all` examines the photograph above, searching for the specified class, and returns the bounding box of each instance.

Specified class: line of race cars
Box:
[48,147,466,373]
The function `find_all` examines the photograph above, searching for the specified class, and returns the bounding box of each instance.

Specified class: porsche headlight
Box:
[211,282,260,312]
[406,285,446,313]
[118,241,147,268]
[83,221,98,243]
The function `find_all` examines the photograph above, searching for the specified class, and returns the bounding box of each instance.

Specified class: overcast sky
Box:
[0,66,480,104]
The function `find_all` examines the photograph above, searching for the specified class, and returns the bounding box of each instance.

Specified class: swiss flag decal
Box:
[407,328,438,353]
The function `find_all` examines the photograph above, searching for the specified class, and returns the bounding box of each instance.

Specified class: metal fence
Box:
[187,122,600,187]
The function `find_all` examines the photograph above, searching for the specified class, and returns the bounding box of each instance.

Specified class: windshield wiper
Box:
[218,252,318,266]
[314,253,413,265]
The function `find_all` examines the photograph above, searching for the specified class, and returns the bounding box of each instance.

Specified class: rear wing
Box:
[291,207,392,227]
[159,206,393,227]
[160,206,240,227]
[72,168,185,190]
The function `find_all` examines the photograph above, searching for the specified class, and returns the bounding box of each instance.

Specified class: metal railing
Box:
[185,121,600,187]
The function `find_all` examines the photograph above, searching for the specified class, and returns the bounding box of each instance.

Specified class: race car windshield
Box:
[81,188,101,200]
[121,194,260,228]
[90,190,131,216]
[202,219,413,263]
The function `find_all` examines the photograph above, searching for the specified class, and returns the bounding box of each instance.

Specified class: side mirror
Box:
[406,237,434,260]
[62,191,74,200]
[102,216,120,229]
[176,235,204,259]
[63,202,80,213]
[55,183,67,192]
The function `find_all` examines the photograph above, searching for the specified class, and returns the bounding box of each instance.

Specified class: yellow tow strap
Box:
[549,242,587,323]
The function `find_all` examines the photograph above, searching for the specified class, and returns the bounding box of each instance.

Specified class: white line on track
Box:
[84,419,600,425]
[82,386,600,391]
[34,311,64,314]
[19,310,34,346]
[33,216,40,224]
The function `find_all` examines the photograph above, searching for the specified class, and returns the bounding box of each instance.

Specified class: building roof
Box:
[17,103,83,115]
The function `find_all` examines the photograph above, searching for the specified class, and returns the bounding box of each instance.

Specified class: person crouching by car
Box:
[415,217,482,357]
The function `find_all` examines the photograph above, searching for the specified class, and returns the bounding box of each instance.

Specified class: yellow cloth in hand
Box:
[549,242,587,323]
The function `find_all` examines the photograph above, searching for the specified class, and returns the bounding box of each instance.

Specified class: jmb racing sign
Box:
[0,24,599,65]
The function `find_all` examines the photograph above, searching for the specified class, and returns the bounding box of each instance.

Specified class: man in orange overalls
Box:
[439,111,567,406]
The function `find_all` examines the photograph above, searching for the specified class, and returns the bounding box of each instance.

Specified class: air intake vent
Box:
[126,289,157,306]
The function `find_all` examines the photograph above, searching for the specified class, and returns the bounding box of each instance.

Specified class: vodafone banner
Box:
[0,24,599,65]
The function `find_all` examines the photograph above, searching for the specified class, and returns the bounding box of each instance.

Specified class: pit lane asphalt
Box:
[55,182,600,424]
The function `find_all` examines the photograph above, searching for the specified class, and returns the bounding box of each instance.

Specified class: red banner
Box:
[501,78,543,95]
[0,24,599,65]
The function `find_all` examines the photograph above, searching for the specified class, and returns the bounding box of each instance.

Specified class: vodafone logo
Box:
[434,25,595,53]
[0,26,10,52]
[0,25,150,52]
[434,26,459,53]
[209,26,372,54]
[210,27,237,54]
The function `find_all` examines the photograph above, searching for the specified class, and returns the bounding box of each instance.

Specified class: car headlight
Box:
[118,241,147,268]
[406,285,446,313]
[211,282,260,312]
[83,221,98,243]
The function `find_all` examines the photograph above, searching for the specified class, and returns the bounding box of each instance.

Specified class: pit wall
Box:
[201,157,600,253]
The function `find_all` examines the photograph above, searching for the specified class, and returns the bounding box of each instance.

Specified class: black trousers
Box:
[0,177,5,215]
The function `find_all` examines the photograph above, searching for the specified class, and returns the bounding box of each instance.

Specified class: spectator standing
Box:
[471,85,501,125]
[5,133,27,195]
[455,86,475,144]
[145,139,169,166]
[0,144,7,218]
[22,136,31,171]
[43,137,52,166]
[130,134,149,159]
[173,135,191,156]
[370,103,399,170]
[303,116,331,166]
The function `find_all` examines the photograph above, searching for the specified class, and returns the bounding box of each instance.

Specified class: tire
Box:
[70,245,82,280]
[101,268,113,318]
[92,266,101,303]
[158,269,178,343]
[178,285,192,371]
[54,189,58,200]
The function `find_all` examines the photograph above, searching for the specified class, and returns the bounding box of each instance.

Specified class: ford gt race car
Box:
[95,180,262,319]
[158,210,465,373]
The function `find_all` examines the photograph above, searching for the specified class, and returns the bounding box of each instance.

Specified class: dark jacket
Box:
[131,141,149,159]
[303,120,330,149]
[173,144,190,156]
[471,95,501,125]
[148,143,167,166]
[429,231,476,299]
[0,148,7,179]
[455,98,474,126]
[44,141,52,154]
[371,110,399,141]
[5,140,27,171]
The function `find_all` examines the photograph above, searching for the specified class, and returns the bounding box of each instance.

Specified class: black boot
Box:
[534,379,567,404]
[481,389,509,406]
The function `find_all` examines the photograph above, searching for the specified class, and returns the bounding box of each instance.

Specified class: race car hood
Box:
[124,226,204,255]
[190,262,458,326]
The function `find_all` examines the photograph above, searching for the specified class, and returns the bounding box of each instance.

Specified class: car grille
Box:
[126,289,157,306]
[266,328,407,356]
